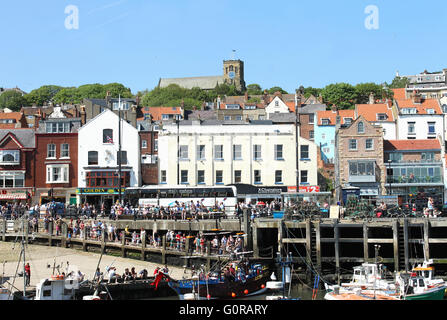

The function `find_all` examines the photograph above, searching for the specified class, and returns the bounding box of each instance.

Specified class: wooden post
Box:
[82,226,87,252]
[278,220,283,256]
[161,235,166,265]
[403,218,409,272]
[24,219,29,244]
[48,221,53,247]
[252,224,259,258]
[184,235,189,256]
[363,222,369,262]
[315,221,321,274]
[2,218,5,242]
[423,219,430,261]
[392,220,399,272]
[121,233,126,258]
[101,230,106,254]
[334,221,340,285]
[61,223,66,248]
[305,219,312,277]
[141,231,146,261]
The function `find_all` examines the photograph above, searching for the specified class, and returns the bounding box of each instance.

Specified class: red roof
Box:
[384,139,441,151]
[395,98,442,115]
[356,104,394,122]
[392,88,406,100]
[138,106,182,121]
[316,109,355,125]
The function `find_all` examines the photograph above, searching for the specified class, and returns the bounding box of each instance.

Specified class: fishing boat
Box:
[167,256,271,300]
[410,259,445,291]
[324,286,399,300]
[393,272,446,300]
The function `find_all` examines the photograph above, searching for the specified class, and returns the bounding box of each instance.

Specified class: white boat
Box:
[410,259,445,290]
[324,262,395,293]
[34,274,80,300]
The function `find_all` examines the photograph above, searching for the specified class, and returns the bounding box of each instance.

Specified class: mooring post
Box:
[2,218,5,242]
[101,229,106,254]
[82,225,87,252]
[334,220,340,285]
[392,220,399,272]
[305,219,312,279]
[61,223,66,248]
[252,224,259,258]
[48,221,53,247]
[363,222,369,262]
[423,219,430,261]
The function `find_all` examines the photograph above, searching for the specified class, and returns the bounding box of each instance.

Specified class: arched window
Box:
[357,121,365,133]
[229,65,234,72]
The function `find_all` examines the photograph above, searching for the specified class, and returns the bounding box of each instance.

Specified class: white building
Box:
[157,120,318,190]
[77,109,140,206]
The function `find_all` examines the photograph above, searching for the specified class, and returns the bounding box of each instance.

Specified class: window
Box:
[321,119,330,125]
[421,152,434,161]
[309,114,314,124]
[235,115,243,121]
[349,139,357,150]
[103,129,113,144]
[275,101,279,107]
[427,109,435,114]
[45,122,70,133]
[0,150,20,165]
[88,151,98,165]
[428,122,436,135]
[216,170,223,184]
[142,140,147,149]
[224,116,231,121]
[322,133,326,140]
[300,170,308,184]
[154,139,158,151]
[275,145,283,160]
[377,113,387,121]
[234,170,242,183]
[214,145,223,160]
[349,161,375,176]
[47,144,56,158]
[233,145,242,160]
[117,151,127,165]
[197,170,205,184]
[408,122,416,134]
[254,170,261,184]
[365,139,374,150]
[275,170,282,184]
[402,108,417,114]
[179,145,188,160]
[181,170,188,184]
[389,152,402,162]
[253,145,262,160]
[309,130,314,140]
[160,170,167,183]
[300,145,309,159]
[344,118,353,125]
[85,171,129,188]
[162,114,170,120]
[113,102,129,110]
[197,145,206,160]
[357,121,365,133]
[46,164,69,183]
[60,144,69,158]
[0,172,24,188]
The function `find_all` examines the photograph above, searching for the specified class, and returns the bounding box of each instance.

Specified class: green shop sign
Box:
[76,188,126,195]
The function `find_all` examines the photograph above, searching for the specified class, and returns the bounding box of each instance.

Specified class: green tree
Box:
[53,87,80,104]
[354,82,387,104]
[302,87,322,98]
[24,85,64,105]
[387,76,410,89]
[246,84,263,95]
[320,83,357,109]
[268,86,288,94]
[0,91,26,111]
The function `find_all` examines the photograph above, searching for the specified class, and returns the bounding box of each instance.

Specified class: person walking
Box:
[24,263,31,287]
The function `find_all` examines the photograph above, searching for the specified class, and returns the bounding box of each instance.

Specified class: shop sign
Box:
[287,186,320,193]
[257,188,283,195]
[76,188,126,195]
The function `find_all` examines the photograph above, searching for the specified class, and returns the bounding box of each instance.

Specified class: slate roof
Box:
[0,129,35,148]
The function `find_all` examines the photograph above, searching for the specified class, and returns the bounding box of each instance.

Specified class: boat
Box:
[410,259,446,292]
[324,286,399,300]
[265,252,300,300]
[394,272,446,300]
[167,257,271,300]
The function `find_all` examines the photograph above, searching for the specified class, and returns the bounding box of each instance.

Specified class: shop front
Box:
[0,188,33,204]
[231,184,288,205]
[36,188,77,206]
[76,187,127,210]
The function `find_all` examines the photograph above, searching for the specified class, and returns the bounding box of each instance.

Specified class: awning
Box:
[0,193,27,200]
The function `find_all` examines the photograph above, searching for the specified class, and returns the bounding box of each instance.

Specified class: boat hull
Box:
[403,286,446,300]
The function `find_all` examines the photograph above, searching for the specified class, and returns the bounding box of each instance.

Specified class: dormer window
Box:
[426,109,435,114]
[0,150,20,165]
[402,108,417,114]
[321,119,330,125]
[226,104,240,110]
[357,121,365,133]
[113,102,129,110]
[344,118,353,125]
[377,113,387,121]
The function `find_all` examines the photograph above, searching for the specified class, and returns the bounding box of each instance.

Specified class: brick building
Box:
[335,115,386,204]
[0,129,36,204]
[34,116,81,205]
[138,121,159,185]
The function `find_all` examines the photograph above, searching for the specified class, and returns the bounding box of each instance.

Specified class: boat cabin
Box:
[352,263,382,284]
[35,276,79,300]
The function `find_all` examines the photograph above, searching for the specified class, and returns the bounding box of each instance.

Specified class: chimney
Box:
[369,92,375,104]
[80,106,86,125]
[131,105,137,128]
[412,90,422,104]
[386,98,393,109]
[318,94,323,104]
[331,105,337,113]
[105,91,111,107]
[263,90,269,105]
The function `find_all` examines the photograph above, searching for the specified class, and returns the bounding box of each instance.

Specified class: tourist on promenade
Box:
[24,263,31,286]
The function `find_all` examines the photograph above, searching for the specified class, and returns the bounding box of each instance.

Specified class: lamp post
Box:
[387,159,392,196]
[118,95,123,205]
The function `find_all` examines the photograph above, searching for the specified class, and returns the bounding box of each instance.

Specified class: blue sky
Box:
[2,0,447,94]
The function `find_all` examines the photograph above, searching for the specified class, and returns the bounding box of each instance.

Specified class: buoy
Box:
[261,284,265,289]
[244,289,249,295]
[207,294,211,299]
[231,292,236,298]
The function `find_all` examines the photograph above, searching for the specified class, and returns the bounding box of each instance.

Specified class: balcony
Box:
[386,175,443,185]
[349,174,377,183]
